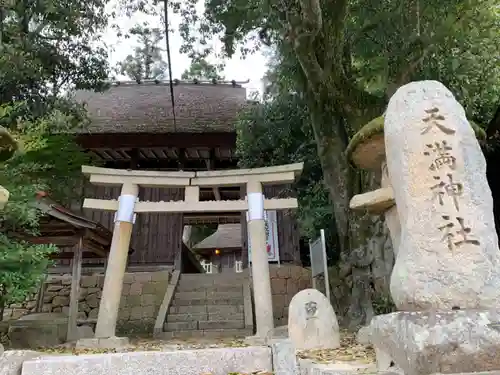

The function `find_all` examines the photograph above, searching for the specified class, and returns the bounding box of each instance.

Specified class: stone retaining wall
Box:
[3,270,171,335]
[269,265,312,326]
[2,265,309,341]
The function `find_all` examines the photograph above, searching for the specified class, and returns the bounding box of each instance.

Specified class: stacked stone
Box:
[3,271,170,334]
[269,265,311,326]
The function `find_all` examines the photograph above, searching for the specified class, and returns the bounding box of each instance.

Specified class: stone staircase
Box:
[160,273,253,339]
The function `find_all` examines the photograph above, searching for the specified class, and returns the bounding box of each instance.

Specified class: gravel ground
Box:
[35,330,375,364]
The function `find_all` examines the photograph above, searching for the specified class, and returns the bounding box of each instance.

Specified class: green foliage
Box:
[0,104,95,316]
[236,93,338,258]
[115,22,168,81]
[181,56,225,81]
[0,0,109,315]
[0,234,56,316]
[0,0,109,103]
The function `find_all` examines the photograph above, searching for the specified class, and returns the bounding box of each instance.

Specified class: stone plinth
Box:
[368,310,500,375]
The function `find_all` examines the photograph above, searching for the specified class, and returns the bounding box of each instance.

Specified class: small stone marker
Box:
[384,80,500,310]
[288,288,340,350]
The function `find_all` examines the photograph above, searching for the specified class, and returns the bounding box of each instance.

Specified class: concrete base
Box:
[75,336,130,350]
[21,346,272,375]
[270,339,298,375]
[297,358,375,375]
[1,350,42,375]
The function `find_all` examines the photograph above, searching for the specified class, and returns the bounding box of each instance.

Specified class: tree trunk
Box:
[307,87,393,328]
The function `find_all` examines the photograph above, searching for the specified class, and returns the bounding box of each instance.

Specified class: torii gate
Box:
[81,162,303,342]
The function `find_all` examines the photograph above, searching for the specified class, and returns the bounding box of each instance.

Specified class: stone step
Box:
[174,290,243,300]
[180,273,247,281]
[208,312,244,321]
[158,328,253,339]
[169,304,244,315]
[207,304,245,314]
[176,284,244,293]
[166,313,208,323]
[166,312,244,323]
[171,297,244,306]
[199,320,245,330]
[164,319,244,332]
[164,321,198,331]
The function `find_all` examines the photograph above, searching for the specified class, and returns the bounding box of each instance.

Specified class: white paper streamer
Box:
[116,194,137,223]
[247,192,264,221]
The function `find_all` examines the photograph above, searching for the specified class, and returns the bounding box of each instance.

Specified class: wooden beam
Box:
[88,174,191,187]
[67,239,83,342]
[35,275,47,313]
[27,236,80,247]
[103,158,237,170]
[129,148,139,169]
[82,165,195,178]
[191,172,297,187]
[206,148,221,200]
[178,148,186,170]
[50,251,102,260]
[83,198,298,212]
[76,132,236,149]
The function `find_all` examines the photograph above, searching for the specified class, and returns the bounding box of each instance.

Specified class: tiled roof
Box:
[72,81,248,134]
[193,224,242,249]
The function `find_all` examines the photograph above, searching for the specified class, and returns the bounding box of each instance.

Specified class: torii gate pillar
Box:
[246,180,274,338]
[94,183,138,340]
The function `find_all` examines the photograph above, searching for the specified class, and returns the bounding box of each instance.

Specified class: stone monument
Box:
[288,288,340,350]
[348,80,500,375]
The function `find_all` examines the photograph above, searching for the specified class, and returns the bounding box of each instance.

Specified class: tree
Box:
[168,0,500,327]
[0,0,109,106]
[0,0,108,315]
[116,23,168,80]
[181,56,225,80]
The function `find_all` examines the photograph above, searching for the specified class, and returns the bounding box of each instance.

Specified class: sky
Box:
[101,3,269,98]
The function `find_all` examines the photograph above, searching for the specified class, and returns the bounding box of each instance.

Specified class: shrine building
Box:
[72,80,302,271]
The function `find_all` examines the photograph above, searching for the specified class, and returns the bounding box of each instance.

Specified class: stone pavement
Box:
[21,346,272,375]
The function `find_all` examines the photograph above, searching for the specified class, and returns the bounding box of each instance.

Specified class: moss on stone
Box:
[346,116,487,165]
[470,121,487,140]
[0,126,18,162]
[345,116,385,165]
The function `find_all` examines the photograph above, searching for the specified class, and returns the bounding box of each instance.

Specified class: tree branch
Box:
[285,0,325,92]
[387,2,473,96]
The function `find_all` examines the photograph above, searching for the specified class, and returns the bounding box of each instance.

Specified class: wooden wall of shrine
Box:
[82,184,184,266]
[75,182,301,267]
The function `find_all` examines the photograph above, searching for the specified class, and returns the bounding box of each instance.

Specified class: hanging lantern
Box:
[214,249,221,255]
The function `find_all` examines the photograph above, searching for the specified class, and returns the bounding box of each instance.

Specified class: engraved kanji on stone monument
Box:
[423,140,456,171]
[421,107,456,135]
[430,173,463,211]
[438,215,480,252]
[384,80,500,311]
